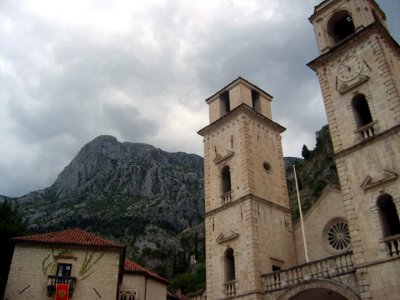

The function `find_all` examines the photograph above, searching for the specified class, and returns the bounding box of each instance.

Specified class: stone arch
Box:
[277,279,360,300]
[221,165,232,194]
[327,10,355,43]
[352,94,373,128]
[224,247,235,281]
[377,193,400,237]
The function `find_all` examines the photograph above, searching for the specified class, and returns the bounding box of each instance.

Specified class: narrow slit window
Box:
[222,166,232,194]
[224,247,235,281]
[220,91,230,114]
[252,90,261,112]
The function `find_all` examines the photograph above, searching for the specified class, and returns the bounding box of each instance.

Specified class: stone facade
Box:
[5,244,121,300]
[120,273,167,300]
[4,229,170,300]
[308,0,400,299]
[199,1,400,299]
[198,78,296,300]
[294,185,348,264]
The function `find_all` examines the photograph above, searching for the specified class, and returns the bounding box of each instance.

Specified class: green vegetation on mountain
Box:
[0,201,27,298]
[285,125,340,220]
[1,125,339,295]
[5,135,204,280]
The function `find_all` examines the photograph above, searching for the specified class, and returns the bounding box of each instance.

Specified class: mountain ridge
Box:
[3,125,338,278]
[5,135,205,277]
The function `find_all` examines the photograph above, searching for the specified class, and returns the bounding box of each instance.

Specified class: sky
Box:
[1,0,399,197]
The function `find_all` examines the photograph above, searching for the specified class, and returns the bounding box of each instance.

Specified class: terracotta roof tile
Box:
[124,258,169,284]
[13,228,124,249]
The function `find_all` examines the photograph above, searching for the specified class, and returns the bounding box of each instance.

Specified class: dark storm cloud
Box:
[0,0,399,196]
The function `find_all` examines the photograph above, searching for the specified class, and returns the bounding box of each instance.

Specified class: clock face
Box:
[337,56,363,81]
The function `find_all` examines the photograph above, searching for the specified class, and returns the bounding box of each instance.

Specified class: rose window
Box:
[327,222,351,250]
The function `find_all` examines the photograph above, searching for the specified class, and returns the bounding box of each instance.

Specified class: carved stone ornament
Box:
[214,149,234,164]
[216,230,239,244]
[338,75,369,94]
[360,169,398,190]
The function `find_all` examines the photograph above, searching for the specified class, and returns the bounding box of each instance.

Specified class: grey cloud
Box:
[101,102,159,141]
[0,0,399,196]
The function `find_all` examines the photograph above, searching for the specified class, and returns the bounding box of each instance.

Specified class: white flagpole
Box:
[293,165,309,263]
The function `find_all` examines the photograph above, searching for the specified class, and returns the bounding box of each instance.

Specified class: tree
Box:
[0,200,27,298]
[194,232,199,261]
[302,144,311,160]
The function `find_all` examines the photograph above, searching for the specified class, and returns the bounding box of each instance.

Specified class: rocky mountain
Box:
[285,125,340,219]
[7,135,205,277]
[3,125,338,279]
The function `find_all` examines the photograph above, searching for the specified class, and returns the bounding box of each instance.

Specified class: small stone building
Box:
[121,258,170,300]
[4,228,169,300]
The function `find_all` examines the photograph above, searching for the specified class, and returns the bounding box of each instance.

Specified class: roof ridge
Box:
[13,227,124,249]
[124,258,169,284]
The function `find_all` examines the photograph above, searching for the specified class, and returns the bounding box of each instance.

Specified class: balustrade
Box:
[221,191,233,205]
[383,234,400,257]
[224,280,236,298]
[355,121,376,141]
[261,251,354,293]
[47,275,77,297]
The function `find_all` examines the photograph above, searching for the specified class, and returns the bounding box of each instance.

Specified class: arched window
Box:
[224,247,235,281]
[352,94,373,127]
[328,10,355,43]
[222,166,232,194]
[377,194,400,237]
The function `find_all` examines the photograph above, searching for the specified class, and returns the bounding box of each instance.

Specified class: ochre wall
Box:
[5,244,121,300]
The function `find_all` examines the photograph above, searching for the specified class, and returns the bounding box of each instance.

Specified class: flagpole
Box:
[293,165,309,263]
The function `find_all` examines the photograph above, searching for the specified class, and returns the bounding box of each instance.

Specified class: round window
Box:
[327,222,351,251]
[263,162,271,172]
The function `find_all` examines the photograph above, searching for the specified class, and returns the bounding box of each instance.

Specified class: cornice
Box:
[307,23,400,71]
[197,103,285,137]
[335,124,400,159]
[205,76,273,103]
[205,193,291,217]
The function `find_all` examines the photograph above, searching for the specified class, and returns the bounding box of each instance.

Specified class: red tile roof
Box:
[124,258,170,285]
[13,228,124,249]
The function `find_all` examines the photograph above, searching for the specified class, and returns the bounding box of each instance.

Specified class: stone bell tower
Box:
[198,77,296,299]
[308,0,400,298]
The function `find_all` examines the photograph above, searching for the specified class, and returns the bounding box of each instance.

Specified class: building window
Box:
[352,94,373,127]
[56,263,72,277]
[328,10,355,43]
[272,265,281,272]
[252,90,261,112]
[47,264,76,297]
[327,222,351,251]
[119,289,138,300]
[220,91,231,114]
[224,247,235,282]
[377,194,400,237]
[222,166,232,194]
[263,162,271,173]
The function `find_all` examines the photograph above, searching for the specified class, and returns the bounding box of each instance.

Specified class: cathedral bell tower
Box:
[308,0,400,298]
[198,77,296,300]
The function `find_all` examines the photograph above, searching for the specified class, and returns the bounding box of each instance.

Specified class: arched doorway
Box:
[277,279,360,300]
[290,288,347,300]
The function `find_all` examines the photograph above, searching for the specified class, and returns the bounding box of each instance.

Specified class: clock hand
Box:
[342,63,351,71]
